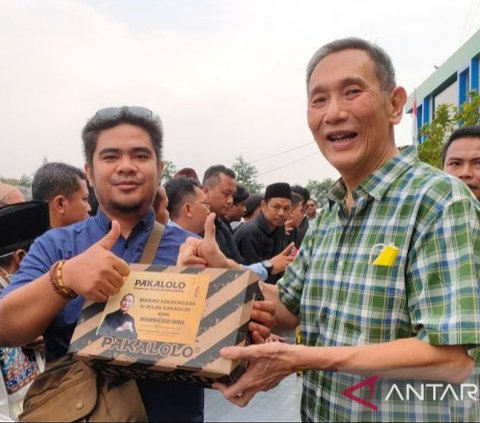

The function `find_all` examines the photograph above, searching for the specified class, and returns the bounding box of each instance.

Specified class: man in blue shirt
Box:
[0,106,273,421]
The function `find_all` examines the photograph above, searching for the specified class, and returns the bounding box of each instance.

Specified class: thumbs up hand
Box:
[177,213,242,269]
[61,220,130,302]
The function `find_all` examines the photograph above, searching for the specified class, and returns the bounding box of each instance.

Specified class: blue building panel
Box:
[422,97,430,126]
[459,68,469,104]
[471,56,479,92]
[417,104,423,144]
[406,29,480,145]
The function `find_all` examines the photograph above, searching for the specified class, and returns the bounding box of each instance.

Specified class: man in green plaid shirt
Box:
[210,37,480,421]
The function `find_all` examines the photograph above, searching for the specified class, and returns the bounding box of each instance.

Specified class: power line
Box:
[251,142,314,163]
[257,151,320,176]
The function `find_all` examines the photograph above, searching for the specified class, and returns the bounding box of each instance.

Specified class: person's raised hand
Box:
[198,213,230,267]
[284,218,293,235]
[61,220,130,302]
[177,213,242,269]
[270,242,295,275]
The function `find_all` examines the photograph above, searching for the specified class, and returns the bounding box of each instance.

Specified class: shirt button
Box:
[338,260,344,268]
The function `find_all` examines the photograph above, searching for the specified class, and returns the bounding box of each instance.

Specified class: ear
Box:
[202,186,209,197]
[184,203,193,217]
[388,86,407,125]
[14,249,26,266]
[52,195,66,213]
[261,200,267,212]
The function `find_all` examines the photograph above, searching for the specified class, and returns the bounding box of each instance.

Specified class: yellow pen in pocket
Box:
[371,244,399,267]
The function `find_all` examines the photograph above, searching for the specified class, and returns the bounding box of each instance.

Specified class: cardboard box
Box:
[68,265,263,387]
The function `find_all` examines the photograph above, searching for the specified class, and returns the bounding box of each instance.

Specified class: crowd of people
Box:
[0,36,479,422]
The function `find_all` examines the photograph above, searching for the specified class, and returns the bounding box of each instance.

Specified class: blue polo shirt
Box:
[3,209,204,422]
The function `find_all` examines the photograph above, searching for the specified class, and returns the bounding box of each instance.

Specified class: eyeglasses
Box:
[94,106,153,120]
[0,251,15,260]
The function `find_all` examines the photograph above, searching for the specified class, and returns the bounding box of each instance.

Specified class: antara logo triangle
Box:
[342,375,379,411]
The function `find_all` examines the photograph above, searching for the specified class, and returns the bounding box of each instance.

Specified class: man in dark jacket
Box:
[234,183,294,283]
[202,165,245,264]
[98,293,137,339]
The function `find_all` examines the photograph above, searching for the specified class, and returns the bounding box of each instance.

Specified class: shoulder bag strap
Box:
[140,222,165,264]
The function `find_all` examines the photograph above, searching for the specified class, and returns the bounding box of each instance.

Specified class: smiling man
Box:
[0,106,276,422]
[443,125,480,200]
[98,293,137,339]
[0,107,206,421]
[211,38,480,422]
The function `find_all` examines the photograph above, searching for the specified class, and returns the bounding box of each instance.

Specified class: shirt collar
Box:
[257,212,276,235]
[327,145,419,206]
[94,207,155,234]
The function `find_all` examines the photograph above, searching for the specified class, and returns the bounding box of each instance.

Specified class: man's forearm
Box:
[0,273,68,346]
[259,282,299,330]
[296,337,473,383]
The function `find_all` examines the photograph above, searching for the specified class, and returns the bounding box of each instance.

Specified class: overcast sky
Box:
[1,0,480,187]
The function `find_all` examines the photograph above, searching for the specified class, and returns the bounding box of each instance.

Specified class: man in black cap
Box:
[0,201,50,286]
[0,201,50,420]
[234,182,294,284]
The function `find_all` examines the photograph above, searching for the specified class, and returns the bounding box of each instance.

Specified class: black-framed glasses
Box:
[94,106,153,120]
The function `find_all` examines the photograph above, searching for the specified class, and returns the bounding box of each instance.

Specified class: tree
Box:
[0,175,32,188]
[418,90,480,169]
[231,156,264,193]
[306,178,335,208]
[161,160,177,183]
[18,173,32,187]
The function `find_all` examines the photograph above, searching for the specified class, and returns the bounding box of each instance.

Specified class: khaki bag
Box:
[19,355,147,422]
[19,222,165,422]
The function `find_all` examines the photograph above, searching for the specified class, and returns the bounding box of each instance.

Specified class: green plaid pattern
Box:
[278,146,480,421]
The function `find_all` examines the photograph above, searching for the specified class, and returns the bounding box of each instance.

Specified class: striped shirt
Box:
[278,146,480,421]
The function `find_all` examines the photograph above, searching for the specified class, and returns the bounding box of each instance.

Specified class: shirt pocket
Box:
[342,261,410,343]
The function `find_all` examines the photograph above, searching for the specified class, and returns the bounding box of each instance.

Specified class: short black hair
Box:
[442,125,480,166]
[32,162,87,202]
[202,165,235,188]
[87,184,98,216]
[0,252,14,268]
[244,193,263,218]
[82,106,163,167]
[291,185,310,202]
[233,184,249,205]
[122,293,135,303]
[291,192,304,208]
[165,177,201,219]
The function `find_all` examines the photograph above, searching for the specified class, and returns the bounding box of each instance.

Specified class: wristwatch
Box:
[261,259,273,274]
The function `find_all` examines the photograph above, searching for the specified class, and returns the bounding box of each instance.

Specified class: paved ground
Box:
[204,329,302,422]
[205,370,302,421]
[205,344,302,422]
